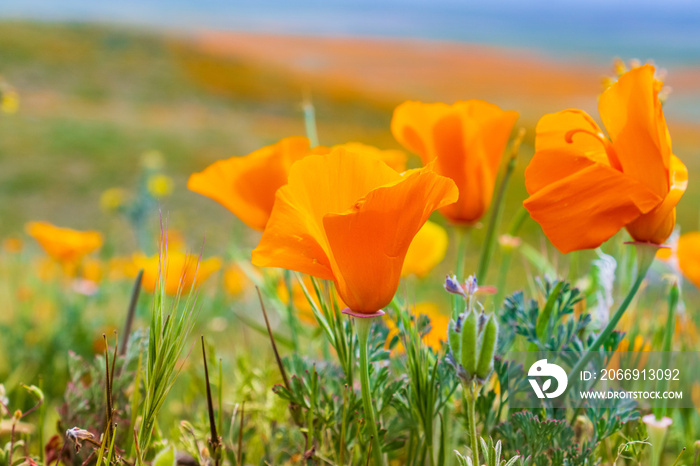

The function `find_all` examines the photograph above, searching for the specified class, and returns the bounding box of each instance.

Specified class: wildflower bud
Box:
[447,318,462,363]
[463,275,478,296]
[444,274,466,297]
[13,409,21,420]
[460,311,478,375]
[476,315,498,380]
[642,414,672,466]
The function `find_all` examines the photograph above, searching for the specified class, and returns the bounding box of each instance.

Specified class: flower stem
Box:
[465,385,479,466]
[567,243,656,384]
[453,226,469,317]
[476,128,525,285]
[356,317,385,466]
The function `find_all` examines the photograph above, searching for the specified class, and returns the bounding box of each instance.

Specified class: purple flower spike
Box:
[444,274,467,297]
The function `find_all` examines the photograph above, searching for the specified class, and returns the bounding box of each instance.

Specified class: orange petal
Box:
[599,65,671,197]
[533,109,613,171]
[252,149,402,280]
[314,142,407,172]
[392,100,517,223]
[323,167,458,312]
[626,154,688,244]
[523,161,661,253]
[187,136,310,231]
[677,232,700,289]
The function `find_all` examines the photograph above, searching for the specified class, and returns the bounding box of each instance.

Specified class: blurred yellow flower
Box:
[133,251,222,295]
[223,264,246,297]
[1,90,18,114]
[147,174,174,198]
[401,220,448,278]
[100,187,127,212]
[387,302,450,353]
[25,221,102,265]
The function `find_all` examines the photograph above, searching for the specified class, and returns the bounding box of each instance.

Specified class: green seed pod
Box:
[476,315,498,380]
[460,311,478,375]
[447,319,462,363]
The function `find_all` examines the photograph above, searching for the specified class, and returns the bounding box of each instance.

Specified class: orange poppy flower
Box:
[133,251,222,295]
[25,221,102,264]
[312,142,407,172]
[252,148,458,314]
[391,100,518,224]
[187,136,310,231]
[523,65,687,253]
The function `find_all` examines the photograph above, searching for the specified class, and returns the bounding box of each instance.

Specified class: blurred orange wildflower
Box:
[25,221,102,265]
[2,237,22,253]
[401,220,448,278]
[523,65,687,253]
[188,136,310,231]
[674,232,700,289]
[252,148,458,314]
[133,251,222,295]
[391,100,518,224]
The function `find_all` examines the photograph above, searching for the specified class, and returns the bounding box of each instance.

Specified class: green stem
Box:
[567,243,656,385]
[283,269,300,352]
[453,227,469,317]
[465,386,479,466]
[476,129,524,285]
[493,207,528,310]
[356,318,386,466]
[655,280,679,420]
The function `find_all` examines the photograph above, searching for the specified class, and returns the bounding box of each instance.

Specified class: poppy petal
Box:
[599,65,671,197]
[524,161,662,253]
[252,150,402,280]
[626,154,688,244]
[323,168,458,312]
[188,136,310,231]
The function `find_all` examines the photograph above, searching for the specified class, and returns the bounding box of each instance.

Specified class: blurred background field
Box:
[2,2,700,461]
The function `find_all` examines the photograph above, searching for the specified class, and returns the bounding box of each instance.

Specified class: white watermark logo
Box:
[528,359,568,399]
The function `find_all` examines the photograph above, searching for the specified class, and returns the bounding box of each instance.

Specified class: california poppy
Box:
[312,142,407,172]
[391,100,518,224]
[133,251,222,295]
[252,148,458,314]
[524,65,687,253]
[188,136,310,231]
[26,221,102,265]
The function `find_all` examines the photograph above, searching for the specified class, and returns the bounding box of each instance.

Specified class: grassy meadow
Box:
[2,19,700,466]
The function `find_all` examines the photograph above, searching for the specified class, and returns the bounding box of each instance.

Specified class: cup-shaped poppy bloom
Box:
[401,220,448,278]
[252,148,459,314]
[133,251,222,295]
[523,65,688,253]
[26,221,103,265]
[188,136,311,231]
[391,100,518,224]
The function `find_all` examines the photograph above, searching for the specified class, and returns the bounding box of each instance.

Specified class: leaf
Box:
[152,446,176,466]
